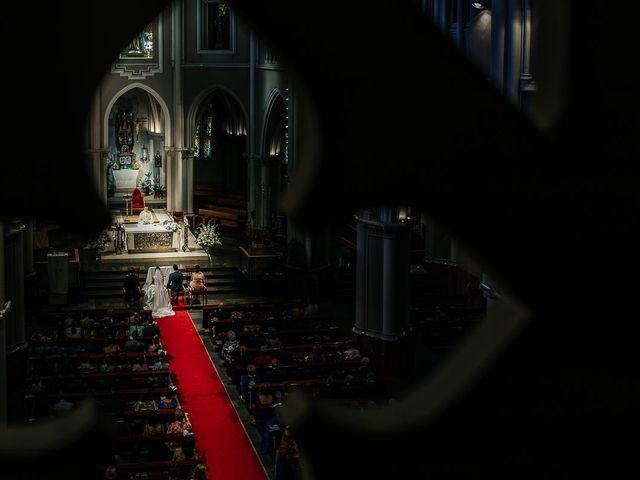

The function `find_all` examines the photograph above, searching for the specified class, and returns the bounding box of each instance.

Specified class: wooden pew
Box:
[198,208,241,228]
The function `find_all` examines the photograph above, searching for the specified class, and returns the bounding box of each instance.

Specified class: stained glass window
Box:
[194,124,201,158]
[204,115,213,158]
[120,22,154,59]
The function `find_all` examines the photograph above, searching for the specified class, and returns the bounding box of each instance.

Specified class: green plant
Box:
[140,172,154,196]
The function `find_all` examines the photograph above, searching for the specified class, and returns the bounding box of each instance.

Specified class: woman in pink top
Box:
[189,265,206,292]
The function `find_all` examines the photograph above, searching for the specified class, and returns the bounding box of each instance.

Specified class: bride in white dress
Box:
[151,266,175,318]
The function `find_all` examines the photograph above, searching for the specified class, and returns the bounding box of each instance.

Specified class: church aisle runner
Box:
[157,307,266,479]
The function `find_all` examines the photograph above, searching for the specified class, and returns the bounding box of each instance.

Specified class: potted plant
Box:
[140,172,154,196]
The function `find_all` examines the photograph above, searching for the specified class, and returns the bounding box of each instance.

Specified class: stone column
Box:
[353,209,413,379]
[23,219,35,276]
[519,0,537,111]
[354,209,411,339]
[248,33,257,223]
[4,221,26,348]
[172,0,185,211]
[0,221,7,425]
[504,0,523,105]
[165,147,175,211]
[89,84,107,203]
[490,0,507,91]
[260,159,271,233]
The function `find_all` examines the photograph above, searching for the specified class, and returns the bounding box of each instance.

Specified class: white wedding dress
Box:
[151,268,175,318]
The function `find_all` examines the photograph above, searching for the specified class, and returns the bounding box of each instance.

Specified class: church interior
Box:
[1,0,640,478]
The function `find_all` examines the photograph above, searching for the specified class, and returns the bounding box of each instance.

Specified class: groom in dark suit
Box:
[166,264,184,304]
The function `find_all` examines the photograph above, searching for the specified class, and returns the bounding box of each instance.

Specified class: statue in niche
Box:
[215,3,230,49]
[154,151,163,168]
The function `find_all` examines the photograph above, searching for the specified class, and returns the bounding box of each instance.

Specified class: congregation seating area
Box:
[203,302,390,475]
[25,308,206,479]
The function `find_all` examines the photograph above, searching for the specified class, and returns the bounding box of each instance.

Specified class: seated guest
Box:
[340,340,361,360]
[104,465,118,480]
[147,334,163,353]
[166,407,192,434]
[65,325,82,339]
[131,355,148,371]
[304,343,325,364]
[171,433,197,461]
[189,264,206,292]
[129,316,144,337]
[351,356,374,379]
[274,426,300,480]
[166,264,184,304]
[143,414,165,435]
[157,395,178,409]
[149,351,169,370]
[191,462,207,480]
[231,345,254,369]
[51,392,74,414]
[123,268,141,305]
[263,358,288,383]
[124,331,145,352]
[132,391,157,412]
[142,320,160,337]
[254,345,273,368]
[272,344,294,364]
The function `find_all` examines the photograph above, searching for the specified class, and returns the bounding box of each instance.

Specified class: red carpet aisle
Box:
[157,306,267,479]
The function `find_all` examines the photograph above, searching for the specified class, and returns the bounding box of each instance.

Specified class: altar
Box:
[124,223,179,253]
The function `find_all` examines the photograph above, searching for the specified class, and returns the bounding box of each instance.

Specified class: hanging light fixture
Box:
[472,2,485,9]
[141,145,148,161]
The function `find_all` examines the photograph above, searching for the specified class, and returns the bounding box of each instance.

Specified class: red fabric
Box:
[157,306,266,480]
[132,188,144,208]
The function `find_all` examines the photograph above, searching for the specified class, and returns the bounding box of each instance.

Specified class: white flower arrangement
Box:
[84,232,111,251]
[195,223,222,254]
[165,222,179,233]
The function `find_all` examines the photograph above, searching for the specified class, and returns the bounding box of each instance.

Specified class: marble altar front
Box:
[124,224,179,252]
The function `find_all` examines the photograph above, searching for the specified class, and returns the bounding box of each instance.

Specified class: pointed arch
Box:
[103,82,171,146]
[262,89,287,158]
[185,85,248,146]
[261,88,286,156]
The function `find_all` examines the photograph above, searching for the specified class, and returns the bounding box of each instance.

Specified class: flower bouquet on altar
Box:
[195,223,222,260]
[165,222,179,233]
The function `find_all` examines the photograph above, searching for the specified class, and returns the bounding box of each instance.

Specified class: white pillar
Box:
[90,84,106,203]
[248,32,257,222]
[172,0,185,211]
[490,0,507,91]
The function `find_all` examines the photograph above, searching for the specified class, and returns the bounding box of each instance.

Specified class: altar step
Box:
[81,267,243,300]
